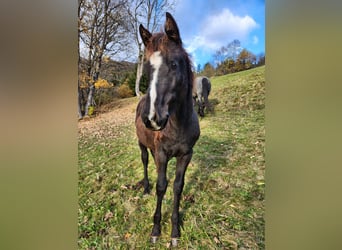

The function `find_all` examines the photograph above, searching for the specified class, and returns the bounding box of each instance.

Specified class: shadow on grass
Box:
[193,98,220,117]
[180,134,234,224]
[207,98,220,114]
[131,133,234,235]
[123,128,235,244]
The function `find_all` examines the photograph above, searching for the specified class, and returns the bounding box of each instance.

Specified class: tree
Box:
[202,62,215,77]
[78,0,85,119]
[213,39,243,67]
[236,49,256,71]
[226,39,243,61]
[216,59,230,76]
[196,64,202,73]
[78,0,129,118]
[211,39,244,76]
[213,46,228,67]
[226,59,236,73]
[256,52,265,66]
[126,0,175,97]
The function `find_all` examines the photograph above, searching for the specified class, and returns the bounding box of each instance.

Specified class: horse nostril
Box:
[159,114,169,129]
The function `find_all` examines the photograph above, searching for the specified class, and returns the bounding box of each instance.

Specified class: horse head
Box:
[139,12,193,131]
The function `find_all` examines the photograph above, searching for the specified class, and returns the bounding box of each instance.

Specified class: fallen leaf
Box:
[124,232,131,239]
[214,236,221,244]
[104,211,113,221]
[183,194,195,203]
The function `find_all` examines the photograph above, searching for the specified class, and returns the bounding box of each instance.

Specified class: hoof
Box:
[151,236,158,244]
[171,238,178,247]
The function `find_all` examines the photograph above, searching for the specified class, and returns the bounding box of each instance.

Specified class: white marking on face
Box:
[148,51,163,129]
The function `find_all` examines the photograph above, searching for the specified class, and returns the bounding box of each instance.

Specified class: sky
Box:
[172,0,265,68]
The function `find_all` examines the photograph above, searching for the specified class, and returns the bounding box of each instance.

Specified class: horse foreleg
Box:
[171,151,192,246]
[139,142,150,194]
[151,152,168,242]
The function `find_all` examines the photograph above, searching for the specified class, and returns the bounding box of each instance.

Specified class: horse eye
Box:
[170,61,177,70]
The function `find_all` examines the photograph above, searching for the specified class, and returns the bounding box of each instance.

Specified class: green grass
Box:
[78,66,265,249]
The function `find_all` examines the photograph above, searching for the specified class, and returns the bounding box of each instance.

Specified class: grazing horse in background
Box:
[193,76,211,117]
[135,12,200,246]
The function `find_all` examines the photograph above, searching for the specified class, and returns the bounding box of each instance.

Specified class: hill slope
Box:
[79,57,135,84]
[78,66,265,249]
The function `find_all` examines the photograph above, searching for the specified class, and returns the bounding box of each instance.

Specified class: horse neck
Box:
[171,83,194,128]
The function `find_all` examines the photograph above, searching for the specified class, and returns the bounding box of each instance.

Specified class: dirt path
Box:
[78,98,138,138]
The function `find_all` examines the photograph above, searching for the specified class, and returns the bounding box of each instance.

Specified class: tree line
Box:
[197,40,265,78]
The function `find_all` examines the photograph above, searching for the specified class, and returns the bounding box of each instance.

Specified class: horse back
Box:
[193,76,211,97]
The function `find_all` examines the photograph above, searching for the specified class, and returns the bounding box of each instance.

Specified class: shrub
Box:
[94,88,117,106]
[126,71,148,95]
[117,82,134,98]
[94,78,113,89]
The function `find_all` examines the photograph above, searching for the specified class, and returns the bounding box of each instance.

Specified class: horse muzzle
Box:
[142,113,169,131]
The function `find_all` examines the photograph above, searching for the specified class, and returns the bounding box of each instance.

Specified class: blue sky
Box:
[172,0,265,68]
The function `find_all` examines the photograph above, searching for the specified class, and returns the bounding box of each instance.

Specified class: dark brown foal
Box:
[135,12,200,246]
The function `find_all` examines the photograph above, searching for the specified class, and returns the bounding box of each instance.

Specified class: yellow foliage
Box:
[88,106,94,116]
[94,78,113,89]
[103,56,110,63]
[79,71,92,88]
[117,83,133,98]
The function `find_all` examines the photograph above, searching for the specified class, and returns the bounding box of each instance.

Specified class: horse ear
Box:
[139,24,152,46]
[165,12,182,44]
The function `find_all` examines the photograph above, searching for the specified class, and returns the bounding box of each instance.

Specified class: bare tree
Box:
[213,46,228,67]
[226,39,243,61]
[78,0,85,119]
[213,39,243,66]
[126,0,175,97]
[78,0,129,117]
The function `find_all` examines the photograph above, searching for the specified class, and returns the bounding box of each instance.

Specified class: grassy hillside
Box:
[78,66,265,249]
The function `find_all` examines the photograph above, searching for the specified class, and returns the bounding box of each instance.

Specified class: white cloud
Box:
[185,36,205,54]
[185,8,258,53]
[253,35,259,44]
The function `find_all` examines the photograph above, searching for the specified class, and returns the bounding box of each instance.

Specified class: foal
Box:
[135,12,200,246]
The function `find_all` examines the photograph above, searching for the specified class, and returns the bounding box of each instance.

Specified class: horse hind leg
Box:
[199,97,204,117]
[203,91,210,115]
[197,94,204,117]
[138,142,150,194]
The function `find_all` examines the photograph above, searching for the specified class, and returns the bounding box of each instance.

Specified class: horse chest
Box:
[155,129,196,157]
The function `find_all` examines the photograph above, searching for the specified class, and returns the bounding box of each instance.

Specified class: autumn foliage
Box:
[117,80,134,98]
